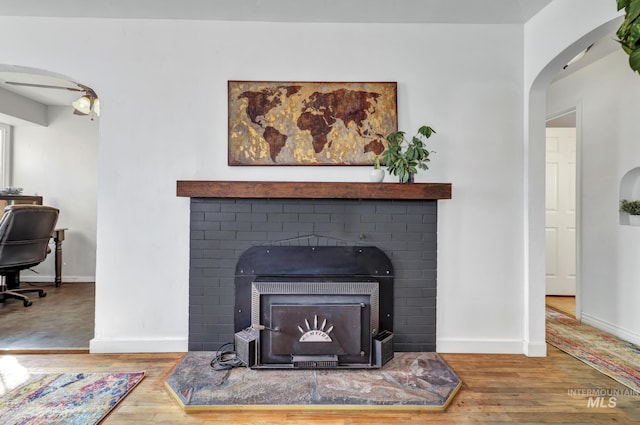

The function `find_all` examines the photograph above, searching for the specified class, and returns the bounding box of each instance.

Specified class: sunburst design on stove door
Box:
[298,315,334,342]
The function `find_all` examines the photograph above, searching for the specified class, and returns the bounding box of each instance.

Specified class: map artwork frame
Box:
[228,81,397,166]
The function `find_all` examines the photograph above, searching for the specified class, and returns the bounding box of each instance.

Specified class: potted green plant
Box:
[369,156,385,182]
[620,199,640,224]
[616,0,640,73]
[382,125,436,183]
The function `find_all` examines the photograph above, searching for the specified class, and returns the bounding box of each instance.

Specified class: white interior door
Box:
[545,127,577,296]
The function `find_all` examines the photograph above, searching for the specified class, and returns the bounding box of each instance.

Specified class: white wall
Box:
[547,50,640,345]
[0,4,622,354]
[12,106,98,282]
[0,18,528,353]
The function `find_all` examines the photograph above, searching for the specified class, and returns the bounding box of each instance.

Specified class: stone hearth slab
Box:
[165,352,461,412]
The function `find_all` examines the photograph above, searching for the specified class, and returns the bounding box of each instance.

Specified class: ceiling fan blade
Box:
[4,81,84,92]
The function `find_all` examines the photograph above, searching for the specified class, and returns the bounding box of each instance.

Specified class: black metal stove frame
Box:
[234,246,394,369]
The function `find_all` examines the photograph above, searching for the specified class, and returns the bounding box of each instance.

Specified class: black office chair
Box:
[0,205,59,307]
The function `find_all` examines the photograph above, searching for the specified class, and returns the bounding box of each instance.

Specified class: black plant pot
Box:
[399,172,415,183]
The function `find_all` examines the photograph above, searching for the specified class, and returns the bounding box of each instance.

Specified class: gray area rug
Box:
[165,352,461,412]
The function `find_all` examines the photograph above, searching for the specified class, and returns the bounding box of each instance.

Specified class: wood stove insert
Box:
[234,245,394,369]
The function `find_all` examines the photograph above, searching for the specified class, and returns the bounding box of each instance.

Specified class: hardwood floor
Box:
[546,295,576,318]
[2,291,638,422]
[2,346,639,424]
[0,281,94,351]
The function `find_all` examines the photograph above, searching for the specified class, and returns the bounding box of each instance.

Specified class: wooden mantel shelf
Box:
[177,180,452,200]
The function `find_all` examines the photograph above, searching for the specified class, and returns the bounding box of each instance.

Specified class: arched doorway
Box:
[0,65,99,350]
[524,14,623,356]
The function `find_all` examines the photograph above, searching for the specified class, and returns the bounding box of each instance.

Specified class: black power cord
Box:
[209,342,244,371]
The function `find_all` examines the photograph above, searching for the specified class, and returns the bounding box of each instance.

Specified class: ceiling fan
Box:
[4,81,100,119]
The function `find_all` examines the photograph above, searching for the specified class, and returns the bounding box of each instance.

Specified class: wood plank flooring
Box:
[3,346,639,424]
[0,282,94,351]
[546,295,576,318]
[2,290,637,422]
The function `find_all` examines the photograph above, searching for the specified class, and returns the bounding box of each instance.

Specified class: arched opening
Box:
[619,167,640,225]
[0,64,99,350]
[525,16,623,356]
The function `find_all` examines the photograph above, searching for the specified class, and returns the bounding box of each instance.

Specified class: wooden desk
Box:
[52,228,67,287]
[0,195,43,210]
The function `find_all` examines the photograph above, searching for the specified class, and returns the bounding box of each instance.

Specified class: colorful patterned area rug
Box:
[0,371,145,425]
[546,307,640,394]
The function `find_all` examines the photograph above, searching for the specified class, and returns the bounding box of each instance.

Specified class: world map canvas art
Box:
[228,81,397,165]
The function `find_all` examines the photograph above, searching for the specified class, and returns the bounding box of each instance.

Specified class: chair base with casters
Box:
[0,272,46,307]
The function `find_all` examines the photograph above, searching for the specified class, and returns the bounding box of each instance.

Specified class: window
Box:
[0,123,12,188]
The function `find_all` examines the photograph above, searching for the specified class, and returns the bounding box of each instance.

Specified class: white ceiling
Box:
[0,0,552,24]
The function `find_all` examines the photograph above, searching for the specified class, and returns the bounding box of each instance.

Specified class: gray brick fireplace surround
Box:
[188,197,439,352]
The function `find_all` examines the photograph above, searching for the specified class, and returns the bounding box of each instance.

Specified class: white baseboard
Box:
[437,338,526,355]
[523,340,547,357]
[18,275,95,283]
[89,337,188,353]
[580,313,640,346]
